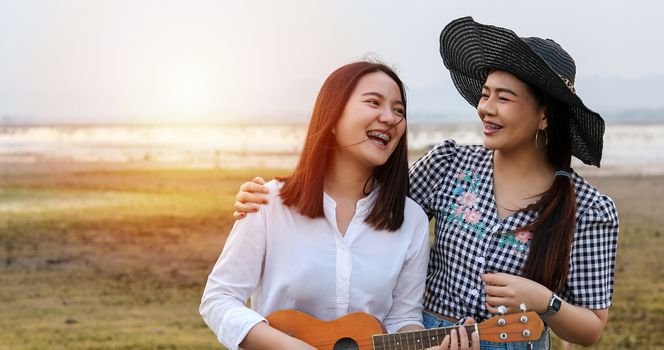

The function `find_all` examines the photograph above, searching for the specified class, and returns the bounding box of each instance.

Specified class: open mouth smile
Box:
[366,130,392,146]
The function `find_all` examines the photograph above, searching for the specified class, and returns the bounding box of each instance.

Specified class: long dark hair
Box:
[521,87,577,292]
[277,61,410,231]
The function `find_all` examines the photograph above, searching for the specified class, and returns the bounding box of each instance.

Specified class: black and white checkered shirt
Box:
[409,140,619,321]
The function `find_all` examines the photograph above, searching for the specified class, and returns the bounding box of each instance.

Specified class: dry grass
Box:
[0,168,288,350]
[0,168,662,349]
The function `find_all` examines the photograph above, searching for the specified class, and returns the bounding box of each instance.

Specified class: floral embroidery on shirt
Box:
[446,169,487,238]
[498,229,533,254]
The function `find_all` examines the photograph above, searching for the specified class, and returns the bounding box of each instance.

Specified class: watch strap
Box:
[538,293,562,320]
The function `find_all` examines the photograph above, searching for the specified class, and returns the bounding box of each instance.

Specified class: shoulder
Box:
[258,180,289,212]
[412,140,487,174]
[571,173,619,225]
[404,197,430,224]
[265,179,282,198]
[424,139,483,159]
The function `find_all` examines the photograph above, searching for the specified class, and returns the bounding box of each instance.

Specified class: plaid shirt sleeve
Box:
[408,140,457,218]
[563,194,619,309]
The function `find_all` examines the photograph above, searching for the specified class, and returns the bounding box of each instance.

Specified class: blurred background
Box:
[1,1,662,349]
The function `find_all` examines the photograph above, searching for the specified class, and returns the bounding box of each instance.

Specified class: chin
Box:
[483,140,499,150]
[364,154,390,168]
[369,158,389,168]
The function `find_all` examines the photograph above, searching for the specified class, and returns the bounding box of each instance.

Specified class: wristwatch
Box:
[538,292,562,320]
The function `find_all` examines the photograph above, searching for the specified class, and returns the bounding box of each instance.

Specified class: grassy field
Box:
[0,167,662,349]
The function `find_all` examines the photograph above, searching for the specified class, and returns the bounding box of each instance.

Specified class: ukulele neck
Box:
[371,324,476,350]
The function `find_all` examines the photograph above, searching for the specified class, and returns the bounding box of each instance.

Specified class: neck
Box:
[493,146,554,180]
[324,151,374,202]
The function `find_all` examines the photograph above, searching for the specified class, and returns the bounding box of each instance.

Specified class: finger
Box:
[233,211,247,220]
[239,181,270,194]
[438,334,450,350]
[252,176,266,185]
[485,294,510,306]
[485,302,498,314]
[234,201,260,213]
[485,298,508,312]
[480,272,506,286]
[240,178,270,193]
[236,192,269,205]
[450,329,459,350]
[482,272,515,285]
[470,330,480,350]
[484,284,510,297]
[458,324,470,350]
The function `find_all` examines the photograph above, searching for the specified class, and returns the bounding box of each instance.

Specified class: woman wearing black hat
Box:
[231,17,619,350]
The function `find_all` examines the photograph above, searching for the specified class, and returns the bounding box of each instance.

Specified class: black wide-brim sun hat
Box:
[440,16,605,166]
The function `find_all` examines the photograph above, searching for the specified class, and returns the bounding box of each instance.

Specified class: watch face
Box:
[551,295,562,312]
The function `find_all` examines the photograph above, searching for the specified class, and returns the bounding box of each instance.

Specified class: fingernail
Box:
[239,213,245,217]
[261,200,268,204]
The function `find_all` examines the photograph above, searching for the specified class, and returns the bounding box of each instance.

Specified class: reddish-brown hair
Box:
[277,61,409,231]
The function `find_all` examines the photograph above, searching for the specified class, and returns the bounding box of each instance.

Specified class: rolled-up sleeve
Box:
[199,207,268,350]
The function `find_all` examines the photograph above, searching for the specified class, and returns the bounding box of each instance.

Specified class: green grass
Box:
[0,169,662,349]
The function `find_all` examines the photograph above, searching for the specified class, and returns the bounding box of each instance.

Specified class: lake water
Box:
[1,123,663,175]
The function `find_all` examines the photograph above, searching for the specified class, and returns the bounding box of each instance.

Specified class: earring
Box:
[535,129,548,152]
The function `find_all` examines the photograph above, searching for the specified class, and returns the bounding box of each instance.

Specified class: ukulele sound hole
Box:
[333,337,359,350]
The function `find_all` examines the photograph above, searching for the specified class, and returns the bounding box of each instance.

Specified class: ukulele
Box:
[267,309,544,350]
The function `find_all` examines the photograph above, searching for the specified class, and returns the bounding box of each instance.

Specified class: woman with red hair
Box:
[200,61,478,350]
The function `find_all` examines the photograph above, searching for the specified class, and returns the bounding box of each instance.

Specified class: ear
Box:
[539,106,548,130]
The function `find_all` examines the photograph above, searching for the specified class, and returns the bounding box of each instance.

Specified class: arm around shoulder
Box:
[408,140,457,217]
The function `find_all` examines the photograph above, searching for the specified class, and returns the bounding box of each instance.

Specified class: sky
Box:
[1,0,663,125]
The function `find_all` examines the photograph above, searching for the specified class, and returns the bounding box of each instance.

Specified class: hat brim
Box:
[440,16,605,166]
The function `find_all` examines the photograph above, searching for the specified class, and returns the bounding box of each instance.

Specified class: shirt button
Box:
[477,257,485,264]
[470,289,479,296]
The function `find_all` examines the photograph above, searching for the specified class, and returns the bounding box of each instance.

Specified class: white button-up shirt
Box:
[200,180,430,350]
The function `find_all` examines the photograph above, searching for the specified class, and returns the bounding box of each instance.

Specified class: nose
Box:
[477,95,496,117]
[377,107,401,126]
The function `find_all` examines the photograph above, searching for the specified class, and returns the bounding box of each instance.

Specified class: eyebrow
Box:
[482,85,518,97]
[361,92,404,106]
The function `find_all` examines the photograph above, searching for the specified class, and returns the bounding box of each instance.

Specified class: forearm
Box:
[398,324,425,332]
[544,303,608,346]
[240,321,309,350]
[481,273,609,346]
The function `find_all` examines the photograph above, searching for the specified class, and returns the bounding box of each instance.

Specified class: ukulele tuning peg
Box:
[497,305,507,315]
[520,315,529,324]
[519,303,527,312]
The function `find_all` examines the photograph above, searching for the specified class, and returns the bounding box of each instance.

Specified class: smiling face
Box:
[333,71,406,170]
[478,70,547,153]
